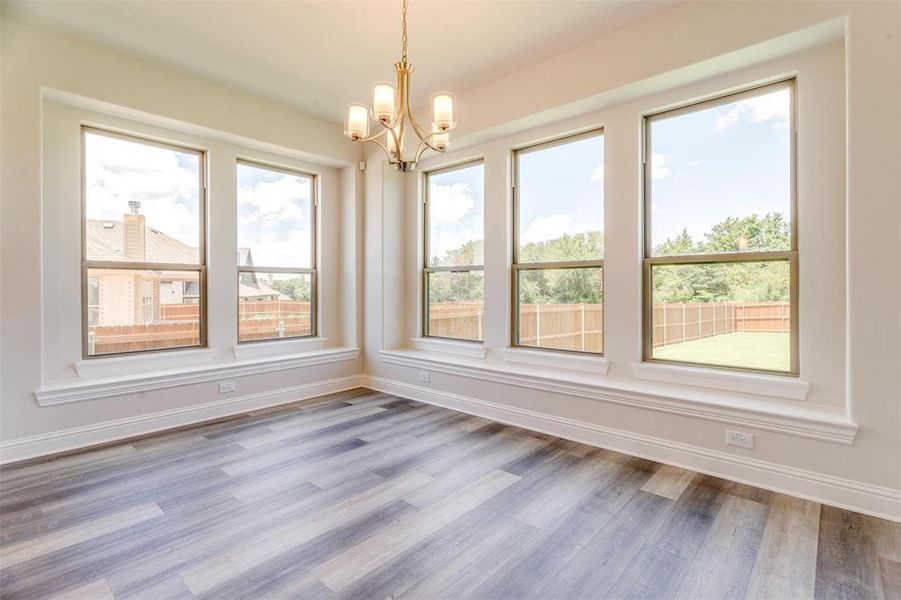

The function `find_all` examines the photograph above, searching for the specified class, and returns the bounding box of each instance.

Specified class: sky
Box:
[425,87,790,262]
[85,131,201,255]
[650,87,791,250]
[237,163,312,268]
[428,163,485,266]
[517,133,604,251]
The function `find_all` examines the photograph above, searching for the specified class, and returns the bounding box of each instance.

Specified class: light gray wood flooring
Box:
[1,388,899,599]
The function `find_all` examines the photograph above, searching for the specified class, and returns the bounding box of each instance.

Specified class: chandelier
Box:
[343,0,456,172]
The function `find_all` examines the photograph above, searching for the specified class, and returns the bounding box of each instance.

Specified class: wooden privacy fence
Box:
[651,301,790,347]
[426,301,791,351]
[91,301,312,353]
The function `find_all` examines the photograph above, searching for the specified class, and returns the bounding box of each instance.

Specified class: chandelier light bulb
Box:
[345,104,370,140]
[431,93,456,131]
[372,83,396,122]
[432,131,450,151]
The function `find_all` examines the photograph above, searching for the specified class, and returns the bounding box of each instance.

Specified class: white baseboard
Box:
[0,375,367,465]
[362,375,901,523]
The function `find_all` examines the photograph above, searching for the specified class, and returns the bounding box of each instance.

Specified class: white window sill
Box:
[378,349,856,445]
[37,346,360,407]
[631,362,809,401]
[232,337,327,360]
[74,347,227,379]
[503,347,610,375]
[411,337,487,359]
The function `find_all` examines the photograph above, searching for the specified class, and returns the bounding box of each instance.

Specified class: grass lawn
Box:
[652,332,790,372]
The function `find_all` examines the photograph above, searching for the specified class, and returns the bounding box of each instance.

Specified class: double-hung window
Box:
[512,130,605,354]
[643,80,798,374]
[82,127,205,357]
[237,160,317,342]
[423,160,485,342]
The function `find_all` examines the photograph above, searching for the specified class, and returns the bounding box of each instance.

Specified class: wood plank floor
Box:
[1,388,898,599]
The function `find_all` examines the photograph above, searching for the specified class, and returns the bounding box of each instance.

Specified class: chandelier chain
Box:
[401,0,408,63]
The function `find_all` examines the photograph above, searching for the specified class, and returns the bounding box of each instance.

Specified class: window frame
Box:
[511,128,606,356]
[641,78,799,376]
[80,126,208,359]
[236,158,318,344]
[421,158,485,343]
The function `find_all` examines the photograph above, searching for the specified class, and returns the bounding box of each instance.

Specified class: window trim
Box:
[422,158,485,343]
[236,158,318,344]
[641,78,799,376]
[80,126,208,359]
[511,127,606,356]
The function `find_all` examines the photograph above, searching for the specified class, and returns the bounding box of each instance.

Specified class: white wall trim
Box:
[3,374,367,465]
[379,350,856,445]
[36,347,360,406]
[631,362,809,401]
[362,375,899,523]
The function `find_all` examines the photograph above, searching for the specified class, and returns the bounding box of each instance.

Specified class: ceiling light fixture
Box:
[344,0,456,172]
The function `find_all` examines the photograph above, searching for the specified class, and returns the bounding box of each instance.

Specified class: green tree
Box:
[271,277,311,301]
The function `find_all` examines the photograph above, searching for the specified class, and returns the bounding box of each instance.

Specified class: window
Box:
[82,128,205,357]
[423,160,485,342]
[643,80,797,374]
[237,161,316,342]
[512,130,605,354]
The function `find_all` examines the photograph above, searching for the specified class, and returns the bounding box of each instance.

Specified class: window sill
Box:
[378,349,856,445]
[37,346,360,407]
[631,362,809,401]
[503,347,610,375]
[232,337,327,360]
[411,337,487,359]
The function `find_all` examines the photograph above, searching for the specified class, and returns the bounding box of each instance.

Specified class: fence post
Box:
[580,304,585,352]
[277,319,285,338]
[536,304,541,345]
[661,302,667,346]
[681,303,686,344]
[697,303,702,339]
[781,302,786,333]
[88,330,95,355]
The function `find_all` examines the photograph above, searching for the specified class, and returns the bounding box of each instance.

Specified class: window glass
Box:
[517,134,604,263]
[83,129,204,357]
[427,163,484,267]
[424,161,485,341]
[513,131,604,354]
[237,162,313,269]
[644,82,796,373]
[649,86,791,256]
[237,161,316,342]
[84,131,201,264]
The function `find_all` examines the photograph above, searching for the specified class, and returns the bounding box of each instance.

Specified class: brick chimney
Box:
[123,201,146,261]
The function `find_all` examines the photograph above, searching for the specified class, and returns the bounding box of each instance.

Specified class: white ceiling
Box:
[3,0,675,123]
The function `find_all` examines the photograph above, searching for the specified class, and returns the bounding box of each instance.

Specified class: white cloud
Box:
[687,160,701,167]
[716,88,791,131]
[522,214,573,244]
[652,152,673,180]
[85,133,201,246]
[590,161,604,183]
[429,182,475,223]
[237,169,313,267]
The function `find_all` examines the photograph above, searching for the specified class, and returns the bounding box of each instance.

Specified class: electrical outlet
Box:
[218,381,237,394]
[726,430,754,449]
[418,371,430,383]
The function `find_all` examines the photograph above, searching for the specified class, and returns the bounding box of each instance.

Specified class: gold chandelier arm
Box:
[354,127,390,144]
[364,136,398,164]
[413,136,442,164]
